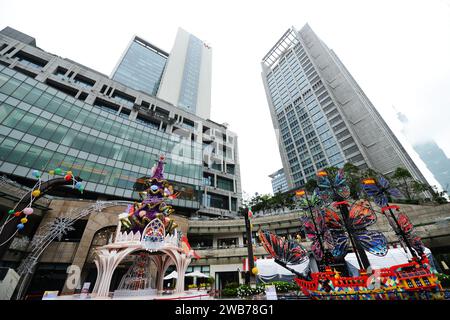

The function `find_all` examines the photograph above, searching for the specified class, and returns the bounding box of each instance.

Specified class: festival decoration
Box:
[119,156,178,235]
[259,169,443,300]
[0,166,84,242]
[361,176,425,260]
[324,200,388,257]
[295,188,334,265]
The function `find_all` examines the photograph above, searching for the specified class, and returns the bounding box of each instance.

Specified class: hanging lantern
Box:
[31,189,41,197]
[20,217,28,224]
[23,207,33,216]
[252,267,259,275]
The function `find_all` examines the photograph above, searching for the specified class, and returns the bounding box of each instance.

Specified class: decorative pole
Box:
[243,206,255,285]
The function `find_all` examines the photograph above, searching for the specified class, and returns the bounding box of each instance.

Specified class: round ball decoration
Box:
[64,174,72,182]
[14,211,21,217]
[23,207,33,216]
[32,170,40,178]
[8,209,15,215]
[49,170,55,175]
[252,267,259,275]
[54,168,62,175]
[17,223,25,230]
[67,171,72,175]
[20,218,28,224]
[31,189,41,197]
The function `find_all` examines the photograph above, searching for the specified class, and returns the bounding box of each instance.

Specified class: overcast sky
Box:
[1,0,449,195]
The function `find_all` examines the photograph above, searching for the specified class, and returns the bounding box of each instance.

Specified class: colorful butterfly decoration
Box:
[295,188,334,261]
[301,211,334,261]
[258,230,309,265]
[324,200,388,257]
[360,176,402,208]
[382,206,425,257]
[317,169,350,204]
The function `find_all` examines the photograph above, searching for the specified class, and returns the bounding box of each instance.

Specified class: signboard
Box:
[42,291,59,300]
[265,285,277,300]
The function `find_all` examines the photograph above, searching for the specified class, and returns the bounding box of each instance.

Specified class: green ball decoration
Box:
[8,209,15,215]
[54,168,62,175]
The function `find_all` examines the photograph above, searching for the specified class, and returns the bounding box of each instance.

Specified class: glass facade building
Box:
[112,37,168,96]
[0,27,242,216]
[269,168,289,194]
[0,66,202,208]
[178,35,203,113]
[261,25,428,189]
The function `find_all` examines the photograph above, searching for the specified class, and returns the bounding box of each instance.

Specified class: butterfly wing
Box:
[324,208,343,230]
[348,200,377,229]
[259,230,309,265]
[354,230,388,256]
[330,230,349,257]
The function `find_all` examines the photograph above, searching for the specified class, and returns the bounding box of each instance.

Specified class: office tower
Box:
[0,27,241,219]
[157,28,212,119]
[111,36,169,96]
[112,28,212,119]
[261,24,428,189]
[397,111,450,191]
[269,168,289,194]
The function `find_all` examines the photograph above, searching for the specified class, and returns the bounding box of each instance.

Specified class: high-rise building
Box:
[111,36,169,97]
[0,26,241,220]
[413,142,450,191]
[112,28,212,119]
[157,28,212,119]
[396,111,450,191]
[269,168,289,194]
[261,24,428,189]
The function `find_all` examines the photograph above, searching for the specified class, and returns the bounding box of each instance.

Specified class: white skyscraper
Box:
[157,28,212,119]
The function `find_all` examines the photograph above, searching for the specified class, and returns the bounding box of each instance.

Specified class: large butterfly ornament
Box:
[317,169,350,205]
[301,211,334,261]
[258,230,309,265]
[324,200,388,257]
[382,206,425,257]
[361,176,402,207]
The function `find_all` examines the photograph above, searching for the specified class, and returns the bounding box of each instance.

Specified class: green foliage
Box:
[222,282,240,297]
[305,179,318,192]
[234,281,299,298]
[437,273,450,288]
[270,281,300,293]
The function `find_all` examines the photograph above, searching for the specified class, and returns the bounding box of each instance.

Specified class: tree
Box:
[305,179,318,192]
[392,167,413,201]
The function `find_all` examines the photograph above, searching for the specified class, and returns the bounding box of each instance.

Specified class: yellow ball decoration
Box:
[252,267,259,275]
[49,170,55,175]
[31,190,41,197]
[20,218,28,224]
[67,171,72,175]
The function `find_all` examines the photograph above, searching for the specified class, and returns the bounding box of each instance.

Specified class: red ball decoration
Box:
[64,174,72,181]
[14,211,21,217]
